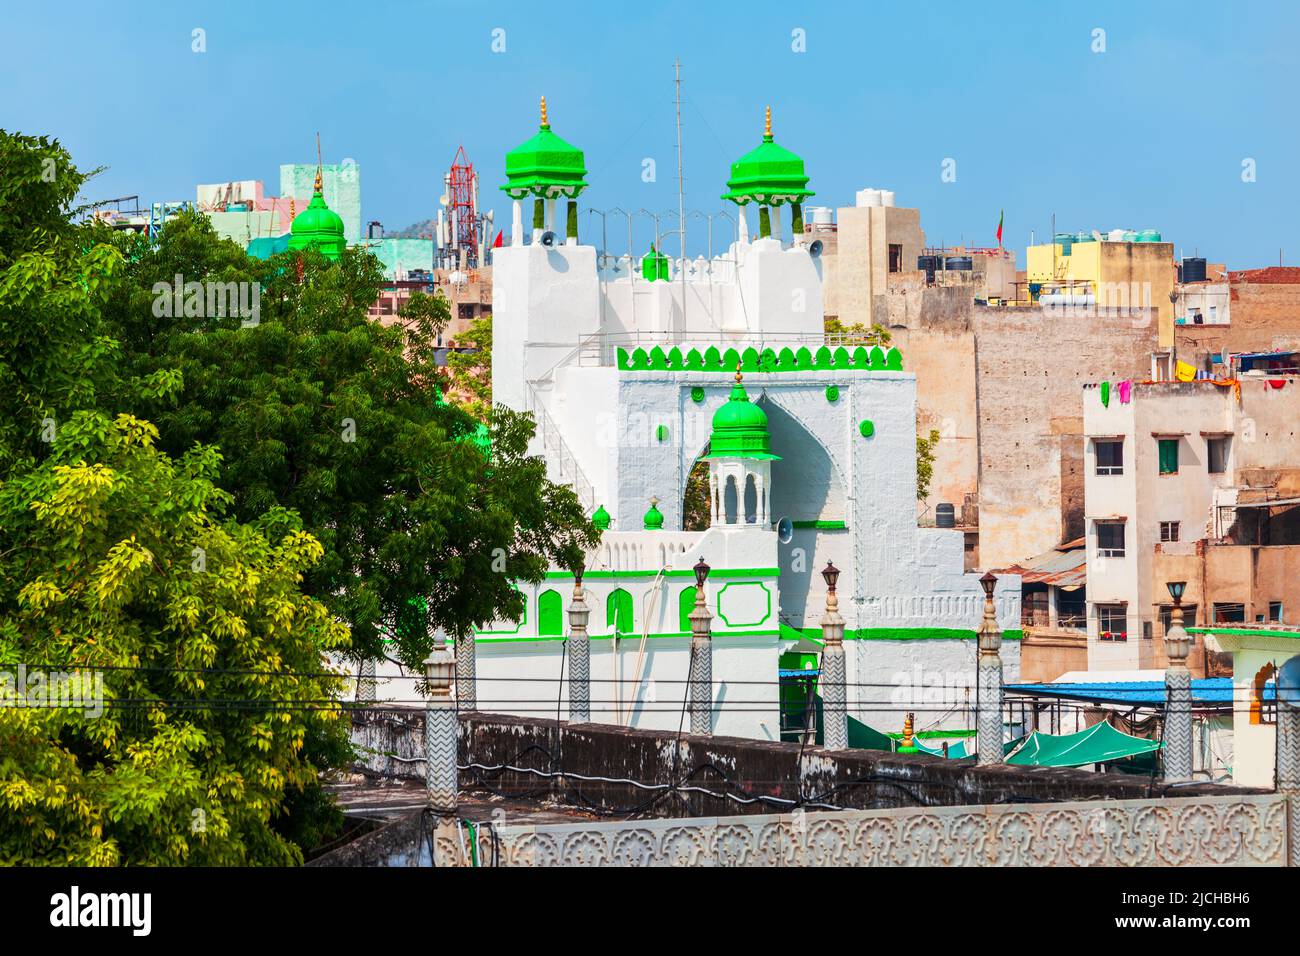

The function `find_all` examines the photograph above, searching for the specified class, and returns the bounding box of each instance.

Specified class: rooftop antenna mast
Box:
[675,57,686,332]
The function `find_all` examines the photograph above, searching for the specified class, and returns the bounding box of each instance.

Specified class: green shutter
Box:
[538,589,563,636]
[606,588,634,635]
[1158,439,1179,474]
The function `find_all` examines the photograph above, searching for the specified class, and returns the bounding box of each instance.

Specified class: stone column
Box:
[1277,698,1300,866]
[424,635,458,812]
[976,572,1004,765]
[688,559,713,736]
[1162,601,1194,783]
[820,562,848,751]
[356,657,376,703]
[455,629,476,712]
[511,199,523,247]
[568,572,591,723]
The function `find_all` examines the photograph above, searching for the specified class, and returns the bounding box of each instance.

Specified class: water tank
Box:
[935,503,956,528]
[918,255,940,282]
[1074,231,1094,243]
[1182,257,1207,283]
[1136,229,1161,242]
[856,188,882,207]
[809,206,834,226]
[1122,230,1138,243]
[880,190,896,207]
[944,255,973,271]
[1108,228,1127,242]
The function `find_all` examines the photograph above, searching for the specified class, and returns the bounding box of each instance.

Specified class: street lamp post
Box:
[1163,580,1194,783]
[424,634,458,812]
[568,570,591,723]
[976,571,1004,765]
[688,558,713,736]
[819,561,848,750]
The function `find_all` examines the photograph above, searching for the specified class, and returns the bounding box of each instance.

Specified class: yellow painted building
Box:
[1027,237,1176,347]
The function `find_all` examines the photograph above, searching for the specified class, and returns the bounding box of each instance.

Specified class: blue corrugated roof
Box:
[1006,678,1273,706]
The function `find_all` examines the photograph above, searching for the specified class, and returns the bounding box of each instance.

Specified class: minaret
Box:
[704,364,779,527]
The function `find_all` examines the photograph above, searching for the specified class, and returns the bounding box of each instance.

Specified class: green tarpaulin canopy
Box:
[1005,721,1162,768]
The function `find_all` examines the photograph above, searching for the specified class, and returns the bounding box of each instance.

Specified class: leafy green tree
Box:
[102,213,597,669]
[916,428,941,501]
[445,314,493,422]
[0,131,349,864]
[824,315,892,347]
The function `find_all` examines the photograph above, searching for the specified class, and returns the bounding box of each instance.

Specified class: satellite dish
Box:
[540,230,557,247]
[808,239,824,258]
[1277,655,1300,709]
[438,194,449,207]
[776,516,794,544]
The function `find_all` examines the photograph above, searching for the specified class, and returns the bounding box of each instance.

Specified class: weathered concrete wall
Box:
[1178,269,1300,363]
[349,709,1252,817]
[974,305,1157,567]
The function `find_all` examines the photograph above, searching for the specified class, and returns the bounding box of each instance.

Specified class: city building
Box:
[1082,377,1300,674]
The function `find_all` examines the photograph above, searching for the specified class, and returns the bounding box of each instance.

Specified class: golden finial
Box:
[901,712,915,750]
[314,131,323,194]
[764,105,772,138]
[735,360,743,385]
[540,95,549,127]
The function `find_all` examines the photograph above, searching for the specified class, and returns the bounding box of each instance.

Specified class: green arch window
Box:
[678,586,696,633]
[538,589,563,637]
[606,588,634,635]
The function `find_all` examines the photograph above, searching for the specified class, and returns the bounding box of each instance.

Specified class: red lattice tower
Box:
[448,146,478,261]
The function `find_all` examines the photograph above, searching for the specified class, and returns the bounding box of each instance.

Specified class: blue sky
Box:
[3,0,1298,265]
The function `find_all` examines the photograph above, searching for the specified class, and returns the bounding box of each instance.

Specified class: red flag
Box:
[996,209,1004,248]
[492,229,503,248]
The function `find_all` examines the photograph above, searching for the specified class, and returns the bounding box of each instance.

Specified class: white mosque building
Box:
[436,100,1021,743]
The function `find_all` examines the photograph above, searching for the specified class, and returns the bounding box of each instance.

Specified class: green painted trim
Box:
[1188,626,1300,640]
[886,729,977,740]
[784,626,1023,642]
[475,628,781,644]
[543,567,779,580]
[618,346,905,373]
[791,520,847,530]
[716,581,773,628]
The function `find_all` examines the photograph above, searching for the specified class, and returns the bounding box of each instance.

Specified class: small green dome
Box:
[705,369,780,461]
[287,170,346,261]
[720,107,813,208]
[591,504,610,530]
[643,498,664,530]
[501,96,588,200]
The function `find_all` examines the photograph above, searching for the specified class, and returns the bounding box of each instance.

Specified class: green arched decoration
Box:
[631,347,649,370]
[814,346,833,370]
[759,347,778,372]
[859,419,875,438]
[649,346,669,370]
[722,347,741,371]
[668,346,684,369]
[538,589,564,637]
[825,385,840,402]
[795,346,814,370]
[869,345,886,370]
[690,386,705,402]
[741,346,760,371]
[885,348,903,371]
[833,346,852,369]
[704,346,723,370]
[686,348,704,370]
[606,588,634,635]
[656,424,669,442]
[852,346,869,369]
[778,347,797,371]
[617,348,631,370]
[678,586,696,633]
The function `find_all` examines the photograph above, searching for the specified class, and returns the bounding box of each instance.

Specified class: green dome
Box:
[643,498,664,530]
[501,96,588,200]
[591,504,610,531]
[705,370,780,461]
[287,171,346,261]
[720,107,813,207]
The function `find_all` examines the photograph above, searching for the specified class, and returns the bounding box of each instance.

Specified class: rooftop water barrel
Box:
[945,255,973,271]
[809,206,834,226]
[935,503,956,528]
[1122,230,1138,242]
[1075,231,1094,242]
[918,255,940,282]
[857,188,882,207]
[1108,228,1126,242]
[880,190,896,207]
[1182,257,1207,283]
[1137,229,1161,242]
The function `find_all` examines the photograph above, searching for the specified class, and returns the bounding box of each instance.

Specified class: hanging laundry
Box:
[1175,360,1197,382]
[1118,380,1132,404]
[1268,379,1286,389]
[1100,380,1110,407]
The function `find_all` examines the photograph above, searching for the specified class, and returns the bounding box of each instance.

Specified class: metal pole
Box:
[820,562,848,750]
[976,572,1004,765]
[568,571,591,722]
